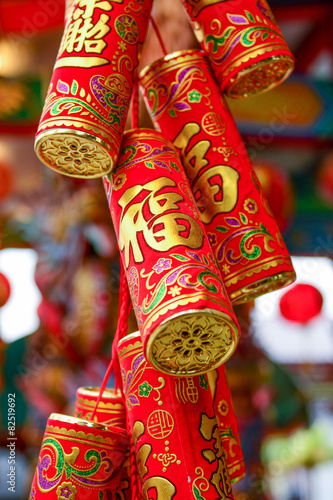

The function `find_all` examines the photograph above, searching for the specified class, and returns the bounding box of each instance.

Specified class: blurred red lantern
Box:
[0,272,11,307]
[317,152,333,207]
[254,162,295,232]
[279,284,323,324]
[0,160,13,200]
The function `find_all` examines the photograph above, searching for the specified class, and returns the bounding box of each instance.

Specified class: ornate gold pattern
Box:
[35,131,113,178]
[49,413,108,429]
[45,414,126,446]
[217,399,229,417]
[211,42,292,80]
[227,55,294,98]
[201,112,226,136]
[146,310,238,376]
[76,397,124,411]
[224,255,292,283]
[230,465,246,484]
[140,50,209,84]
[56,481,77,500]
[140,50,214,121]
[118,128,179,154]
[77,386,122,400]
[231,270,296,304]
[117,335,143,357]
[44,427,122,448]
[147,410,174,439]
[152,440,182,473]
[37,118,113,140]
[142,291,236,335]
[152,377,166,405]
[174,377,199,404]
[192,467,210,497]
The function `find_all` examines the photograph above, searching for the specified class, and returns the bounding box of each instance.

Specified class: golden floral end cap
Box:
[225,55,295,99]
[35,129,114,179]
[145,309,239,377]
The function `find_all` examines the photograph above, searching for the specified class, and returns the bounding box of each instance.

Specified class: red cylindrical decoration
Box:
[179,0,294,98]
[117,332,234,500]
[75,387,127,429]
[28,413,128,500]
[139,50,296,304]
[207,367,245,484]
[75,387,131,500]
[35,0,153,178]
[104,128,239,376]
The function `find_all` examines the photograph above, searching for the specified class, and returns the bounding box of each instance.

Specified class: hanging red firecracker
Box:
[117,331,234,500]
[254,161,295,233]
[35,0,153,178]
[140,50,296,304]
[179,0,294,98]
[28,413,128,500]
[0,272,11,308]
[104,128,239,376]
[279,284,324,325]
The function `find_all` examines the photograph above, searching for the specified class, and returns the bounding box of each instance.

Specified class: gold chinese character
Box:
[174,123,240,222]
[74,0,112,20]
[60,12,110,55]
[56,0,123,67]
[202,112,226,136]
[192,165,240,224]
[118,178,203,268]
[174,122,210,181]
[200,413,234,499]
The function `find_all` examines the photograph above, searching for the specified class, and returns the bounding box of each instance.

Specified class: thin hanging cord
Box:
[90,357,114,421]
[150,16,167,56]
[90,259,132,421]
[131,81,140,130]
